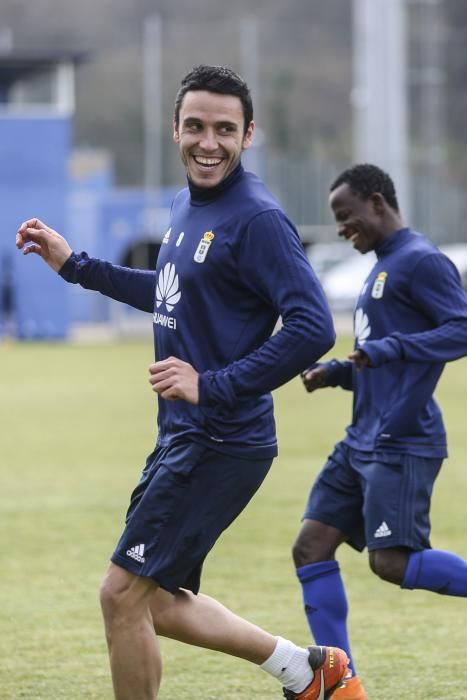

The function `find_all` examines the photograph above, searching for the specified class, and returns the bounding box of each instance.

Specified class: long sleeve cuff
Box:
[58,252,88,283]
[359,336,403,367]
[198,370,237,410]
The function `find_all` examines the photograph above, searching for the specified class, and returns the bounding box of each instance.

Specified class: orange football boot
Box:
[282,646,349,700]
[332,673,368,700]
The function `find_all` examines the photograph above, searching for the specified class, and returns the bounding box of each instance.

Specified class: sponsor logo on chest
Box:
[153,262,181,330]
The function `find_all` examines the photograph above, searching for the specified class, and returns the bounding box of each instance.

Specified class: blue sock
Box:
[401,549,467,596]
[296,560,356,677]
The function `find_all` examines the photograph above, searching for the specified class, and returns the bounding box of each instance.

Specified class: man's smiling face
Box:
[329,183,387,254]
[173,90,254,188]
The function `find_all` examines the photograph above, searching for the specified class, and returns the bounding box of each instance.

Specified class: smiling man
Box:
[174,89,253,188]
[292,163,467,699]
[16,65,348,700]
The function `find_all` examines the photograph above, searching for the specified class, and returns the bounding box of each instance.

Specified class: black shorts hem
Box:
[367,539,430,553]
[304,510,366,553]
[110,553,177,594]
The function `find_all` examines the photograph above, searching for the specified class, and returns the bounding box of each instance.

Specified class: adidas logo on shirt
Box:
[126,544,146,563]
[374,521,392,538]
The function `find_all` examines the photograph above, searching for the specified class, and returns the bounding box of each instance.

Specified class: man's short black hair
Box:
[330,163,400,213]
[174,64,253,134]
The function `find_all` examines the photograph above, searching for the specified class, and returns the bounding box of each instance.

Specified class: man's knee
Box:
[99,564,156,625]
[292,520,345,568]
[100,575,122,619]
[369,548,410,585]
[292,532,319,567]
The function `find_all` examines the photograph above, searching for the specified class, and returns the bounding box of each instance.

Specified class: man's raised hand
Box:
[16,218,72,272]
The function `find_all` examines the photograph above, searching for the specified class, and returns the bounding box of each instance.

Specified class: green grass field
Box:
[0,337,466,699]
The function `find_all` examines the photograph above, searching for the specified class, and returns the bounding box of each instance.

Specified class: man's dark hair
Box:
[174,65,253,134]
[330,163,400,212]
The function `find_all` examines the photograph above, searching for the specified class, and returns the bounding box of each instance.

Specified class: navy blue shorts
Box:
[111,440,272,593]
[304,442,443,552]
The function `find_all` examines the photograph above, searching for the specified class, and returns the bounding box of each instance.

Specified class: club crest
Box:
[371,271,387,299]
[194,231,215,264]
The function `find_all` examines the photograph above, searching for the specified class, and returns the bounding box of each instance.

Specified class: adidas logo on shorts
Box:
[126,544,146,563]
[374,521,392,538]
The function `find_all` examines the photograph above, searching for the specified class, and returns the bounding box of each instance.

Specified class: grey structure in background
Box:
[409,0,448,242]
[352,0,410,217]
[143,15,162,194]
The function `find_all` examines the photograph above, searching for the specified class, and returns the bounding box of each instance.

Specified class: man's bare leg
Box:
[100,564,343,700]
[149,589,348,697]
[100,564,277,700]
[100,564,162,700]
[150,587,277,663]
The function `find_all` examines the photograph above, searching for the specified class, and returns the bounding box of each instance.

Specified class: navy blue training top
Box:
[321,227,467,458]
[60,163,335,458]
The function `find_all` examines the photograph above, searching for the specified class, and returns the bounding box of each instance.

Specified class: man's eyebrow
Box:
[181,116,238,129]
[182,116,202,125]
[217,120,238,129]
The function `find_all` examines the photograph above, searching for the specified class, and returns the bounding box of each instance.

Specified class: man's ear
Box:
[242,120,255,150]
[173,120,180,144]
[370,192,386,214]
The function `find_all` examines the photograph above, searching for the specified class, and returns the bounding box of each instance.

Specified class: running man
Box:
[293,163,467,700]
[17,65,348,700]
